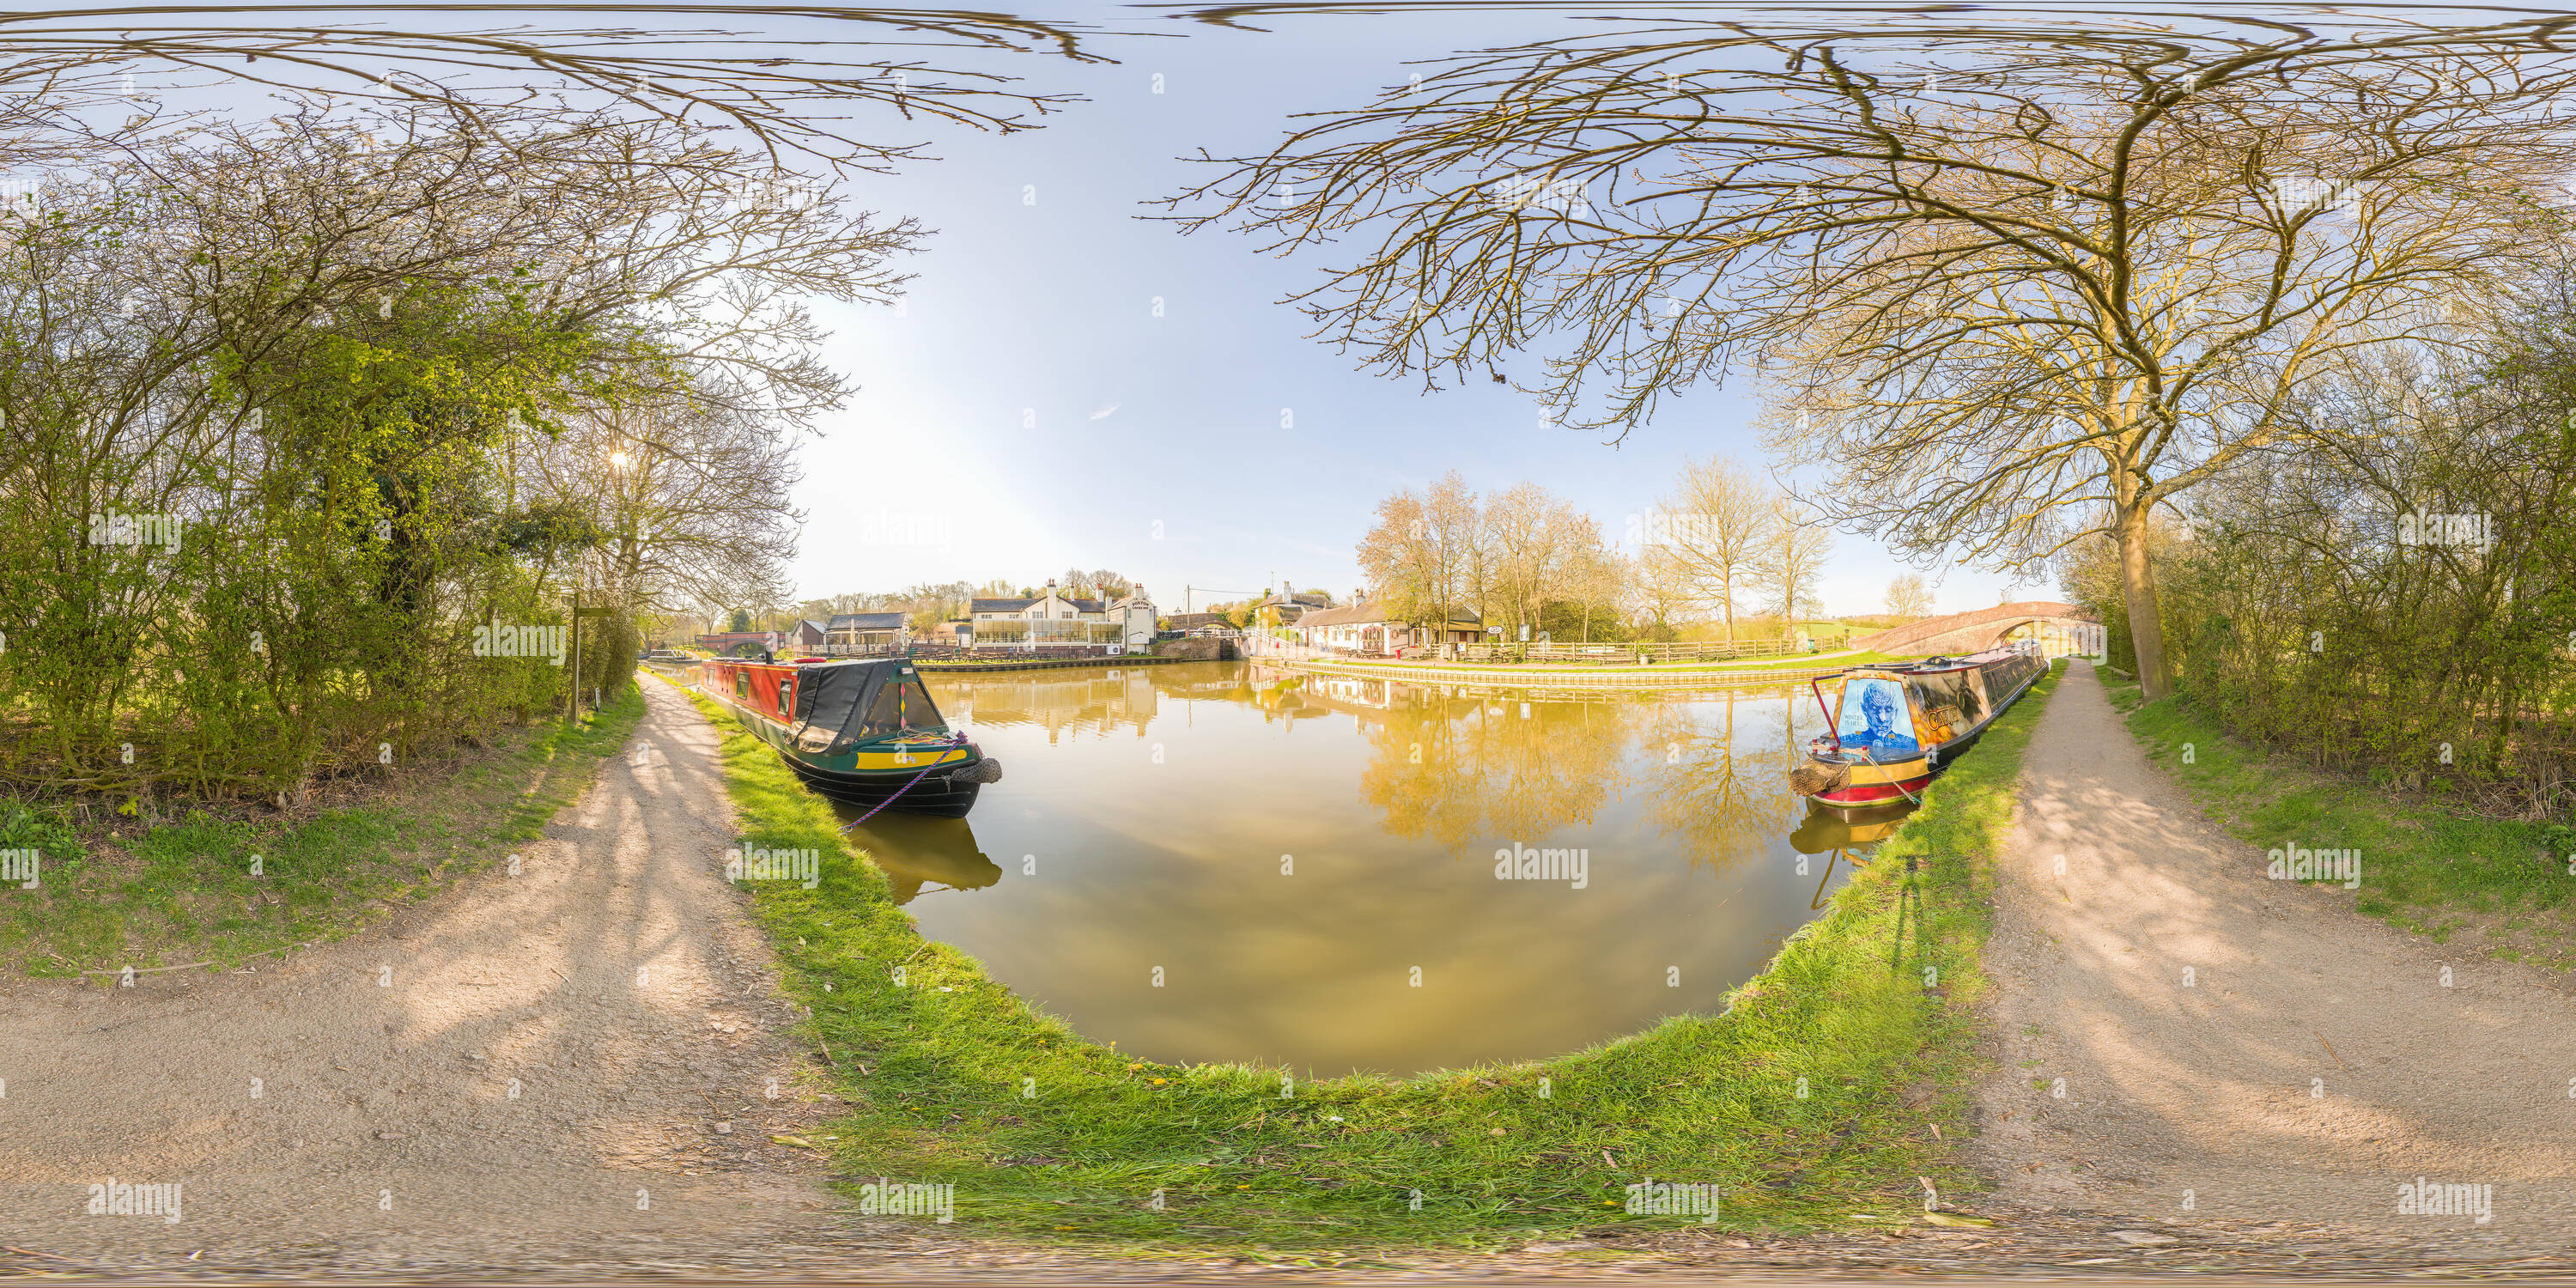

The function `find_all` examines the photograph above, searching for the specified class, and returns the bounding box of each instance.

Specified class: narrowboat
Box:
[701,655,1002,817]
[1787,645,2048,813]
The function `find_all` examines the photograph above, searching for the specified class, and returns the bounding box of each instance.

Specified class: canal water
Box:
[832,660,1911,1078]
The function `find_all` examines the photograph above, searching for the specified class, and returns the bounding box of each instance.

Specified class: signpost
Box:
[568,592,620,724]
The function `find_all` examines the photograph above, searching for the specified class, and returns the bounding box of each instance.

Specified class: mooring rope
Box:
[836,735,974,833]
[1856,744,1925,808]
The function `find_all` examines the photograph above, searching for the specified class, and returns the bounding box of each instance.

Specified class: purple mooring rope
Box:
[837,736,972,833]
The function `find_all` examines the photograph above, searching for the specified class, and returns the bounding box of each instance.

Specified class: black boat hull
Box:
[781,757,984,818]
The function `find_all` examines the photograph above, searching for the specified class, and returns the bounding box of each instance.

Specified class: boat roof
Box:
[1824,646,2031,679]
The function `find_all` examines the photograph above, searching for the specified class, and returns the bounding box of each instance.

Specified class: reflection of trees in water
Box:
[1639,690,1812,877]
[1354,687,1637,853]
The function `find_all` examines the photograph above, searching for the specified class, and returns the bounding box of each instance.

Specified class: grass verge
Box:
[673,660,2066,1254]
[2106,672,2576,962]
[0,685,646,979]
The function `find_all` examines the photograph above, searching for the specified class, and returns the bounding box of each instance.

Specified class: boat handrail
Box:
[1807,677,1843,752]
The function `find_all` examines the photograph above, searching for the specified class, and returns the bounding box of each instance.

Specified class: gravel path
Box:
[1968,660,2576,1253]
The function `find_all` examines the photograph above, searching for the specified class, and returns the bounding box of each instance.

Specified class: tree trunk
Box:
[2116,503,2173,698]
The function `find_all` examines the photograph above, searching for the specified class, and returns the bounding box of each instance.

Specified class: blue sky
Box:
[783,3,2042,617]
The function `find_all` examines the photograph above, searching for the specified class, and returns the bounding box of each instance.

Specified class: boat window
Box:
[1907,672,1981,744]
[1834,677,1920,757]
[1919,672,1983,723]
[735,669,749,698]
[776,677,793,719]
[857,676,945,739]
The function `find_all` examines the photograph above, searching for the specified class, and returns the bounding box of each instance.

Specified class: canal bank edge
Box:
[657,660,2066,1255]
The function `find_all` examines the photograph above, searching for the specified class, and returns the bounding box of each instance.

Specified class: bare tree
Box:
[1179,20,2576,698]
[1651,456,1774,645]
[531,386,804,617]
[1480,482,1593,642]
[1358,487,1437,623]
[1564,537,1627,643]
[1358,470,1480,645]
[1630,547,1691,641]
[0,4,1097,170]
[1758,497,1835,627]
[1885,572,1933,622]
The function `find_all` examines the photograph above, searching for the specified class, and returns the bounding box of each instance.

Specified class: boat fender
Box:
[955,757,1004,785]
[1788,759,1849,796]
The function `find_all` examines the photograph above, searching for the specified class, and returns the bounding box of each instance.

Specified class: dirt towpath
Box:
[0,679,878,1269]
[1971,660,2576,1251]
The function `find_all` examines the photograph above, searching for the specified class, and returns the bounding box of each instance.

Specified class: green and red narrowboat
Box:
[701,656,1001,818]
[1788,645,2048,813]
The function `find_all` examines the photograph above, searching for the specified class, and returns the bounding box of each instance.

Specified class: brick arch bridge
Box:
[1850,600,2099,658]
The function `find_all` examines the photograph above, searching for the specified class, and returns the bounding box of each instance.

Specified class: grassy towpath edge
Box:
[671,661,2063,1254]
[0,686,646,979]
[2104,672,2576,964]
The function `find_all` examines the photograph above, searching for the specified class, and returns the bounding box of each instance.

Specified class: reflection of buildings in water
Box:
[1242,666,1422,730]
[932,668,1161,743]
[1249,675,1310,722]
[1296,673,1393,710]
[839,811,1005,905]
[1159,666,1255,700]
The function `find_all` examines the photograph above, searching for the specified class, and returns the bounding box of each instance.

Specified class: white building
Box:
[965,580,1156,651]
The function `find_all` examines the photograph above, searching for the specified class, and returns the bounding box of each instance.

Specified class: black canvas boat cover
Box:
[789,659,904,754]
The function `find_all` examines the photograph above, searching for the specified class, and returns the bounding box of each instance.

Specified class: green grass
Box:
[2111,675,2576,954]
[672,660,2066,1254]
[0,686,646,979]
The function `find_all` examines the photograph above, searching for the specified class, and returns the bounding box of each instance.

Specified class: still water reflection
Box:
[831,660,1911,1077]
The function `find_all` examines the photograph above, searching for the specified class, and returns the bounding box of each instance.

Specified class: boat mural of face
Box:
[1836,677,1921,757]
